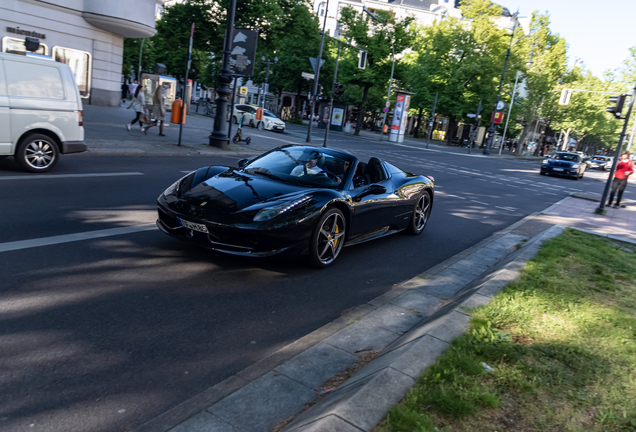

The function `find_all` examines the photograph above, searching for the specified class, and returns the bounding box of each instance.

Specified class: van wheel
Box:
[16,134,59,173]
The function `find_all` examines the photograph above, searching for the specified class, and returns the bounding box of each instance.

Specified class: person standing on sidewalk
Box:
[607,151,634,208]
[145,85,166,136]
[126,85,145,131]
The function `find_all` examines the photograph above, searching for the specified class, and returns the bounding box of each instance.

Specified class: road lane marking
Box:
[0,224,157,253]
[495,206,515,212]
[545,192,557,195]
[524,188,539,191]
[0,172,144,181]
[470,200,489,205]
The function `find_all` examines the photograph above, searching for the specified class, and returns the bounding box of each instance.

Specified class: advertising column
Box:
[389,94,405,142]
[398,94,411,143]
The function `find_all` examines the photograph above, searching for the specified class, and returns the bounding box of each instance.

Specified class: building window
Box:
[2,36,47,55]
[318,2,326,16]
[53,47,91,98]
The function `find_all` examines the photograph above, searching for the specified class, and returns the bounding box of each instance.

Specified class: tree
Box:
[122,37,156,81]
[338,7,416,135]
[406,0,520,145]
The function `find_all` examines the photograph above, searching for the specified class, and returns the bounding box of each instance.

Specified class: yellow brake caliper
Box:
[333,224,339,247]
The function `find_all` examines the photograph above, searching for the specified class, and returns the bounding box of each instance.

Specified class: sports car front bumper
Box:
[156,203,312,257]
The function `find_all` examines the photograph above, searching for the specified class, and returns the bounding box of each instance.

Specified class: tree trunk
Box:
[445,117,457,146]
[562,128,572,151]
[354,84,370,136]
[414,108,423,138]
[516,121,533,153]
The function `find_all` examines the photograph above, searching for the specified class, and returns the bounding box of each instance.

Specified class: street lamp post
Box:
[209,0,237,149]
[484,13,519,155]
[260,56,278,108]
[363,7,394,141]
[306,1,329,143]
[499,47,533,155]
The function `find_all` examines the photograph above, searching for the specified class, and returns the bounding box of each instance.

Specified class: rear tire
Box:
[16,133,59,173]
[308,208,346,268]
[407,191,432,235]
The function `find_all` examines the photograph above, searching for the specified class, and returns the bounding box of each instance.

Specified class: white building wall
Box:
[0,0,158,107]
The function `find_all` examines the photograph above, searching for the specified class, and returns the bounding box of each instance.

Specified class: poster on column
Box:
[398,95,411,143]
[389,94,405,142]
[331,108,344,126]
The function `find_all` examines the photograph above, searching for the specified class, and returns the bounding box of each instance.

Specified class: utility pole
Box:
[499,71,520,155]
[306,0,329,143]
[597,86,635,214]
[209,0,237,149]
[323,41,341,148]
[260,56,278,108]
[138,38,145,81]
[426,92,438,149]
[178,23,194,147]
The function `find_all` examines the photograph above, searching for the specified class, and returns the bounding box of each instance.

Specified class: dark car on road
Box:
[540,152,586,180]
[157,145,434,268]
[587,155,613,171]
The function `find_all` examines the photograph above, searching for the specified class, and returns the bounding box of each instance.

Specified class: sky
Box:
[497,0,635,79]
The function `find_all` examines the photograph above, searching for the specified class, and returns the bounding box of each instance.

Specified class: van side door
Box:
[0,59,10,155]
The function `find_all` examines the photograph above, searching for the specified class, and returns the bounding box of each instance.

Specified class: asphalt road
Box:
[0,130,630,432]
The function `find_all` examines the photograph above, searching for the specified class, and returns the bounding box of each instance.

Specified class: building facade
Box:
[1,0,160,107]
[313,0,461,38]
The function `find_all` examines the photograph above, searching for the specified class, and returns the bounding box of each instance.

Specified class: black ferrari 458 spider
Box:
[157,145,434,267]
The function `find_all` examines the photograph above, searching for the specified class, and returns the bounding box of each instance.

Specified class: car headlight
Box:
[572,164,580,169]
[253,196,311,222]
[542,159,549,164]
[163,171,194,197]
[163,180,180,197]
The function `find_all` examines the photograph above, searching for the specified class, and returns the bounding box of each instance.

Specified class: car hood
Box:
[173,170,311,222]
[265,118,285,125]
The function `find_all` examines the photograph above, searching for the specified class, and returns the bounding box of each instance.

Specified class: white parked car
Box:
[0,52,86,173]
[231,104,285,132]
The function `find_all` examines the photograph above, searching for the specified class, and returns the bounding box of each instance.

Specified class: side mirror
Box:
[237,158,248,169]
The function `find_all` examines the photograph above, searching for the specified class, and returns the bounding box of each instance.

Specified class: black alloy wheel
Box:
[407,191,432,235]
[309,208,346,268]
[16,133,59,173]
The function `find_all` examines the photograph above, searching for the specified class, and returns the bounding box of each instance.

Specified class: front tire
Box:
[407,191,432,235]
[308,208,346,268]
[16,133,60,173]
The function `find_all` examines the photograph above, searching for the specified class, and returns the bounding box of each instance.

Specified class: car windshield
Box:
[242,147,354,189]
[264,111,276,118]
[553,153,579,162]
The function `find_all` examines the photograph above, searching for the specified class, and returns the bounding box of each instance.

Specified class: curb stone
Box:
[141,229,533,432]
[282,224,567,432]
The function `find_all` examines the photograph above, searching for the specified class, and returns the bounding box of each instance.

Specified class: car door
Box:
[0,59,10,155]
[347,160,399,241]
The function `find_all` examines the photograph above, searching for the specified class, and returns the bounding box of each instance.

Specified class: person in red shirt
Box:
[607,151,634,208]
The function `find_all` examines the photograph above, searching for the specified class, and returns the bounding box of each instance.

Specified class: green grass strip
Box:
[374,228,636,432]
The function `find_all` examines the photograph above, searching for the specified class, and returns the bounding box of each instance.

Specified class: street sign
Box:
[309,57,326,74]
[301,72,315,80]
[492,111,504,124]
[230,28,258,76]
[385,101,390,108]
[239,87,248,95]
[383,107,388,113]
[429,122,433,126]
[467,114,476,118]
[496,100,505,111]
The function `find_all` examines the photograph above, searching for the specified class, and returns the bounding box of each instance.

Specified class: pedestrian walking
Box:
[145,84,166,136]
[129,79,139,98]
[607,151,634,208]
[126,85,145,131]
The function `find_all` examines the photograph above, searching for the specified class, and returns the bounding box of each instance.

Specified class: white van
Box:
[0,52,86,173]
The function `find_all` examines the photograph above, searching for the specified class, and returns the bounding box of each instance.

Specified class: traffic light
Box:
[334,82,344,98]
[607,94,627,118]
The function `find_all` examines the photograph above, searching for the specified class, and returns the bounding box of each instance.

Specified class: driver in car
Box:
[291,151,326,176]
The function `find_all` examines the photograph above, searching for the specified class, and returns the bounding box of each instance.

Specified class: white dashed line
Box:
[470,200,489,205]
[524,188,539,192]
[545,192,557,195]
[495,206,515,212]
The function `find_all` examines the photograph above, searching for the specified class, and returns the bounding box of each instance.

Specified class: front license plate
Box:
[553,168,564,172]
[178,218,209,233]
